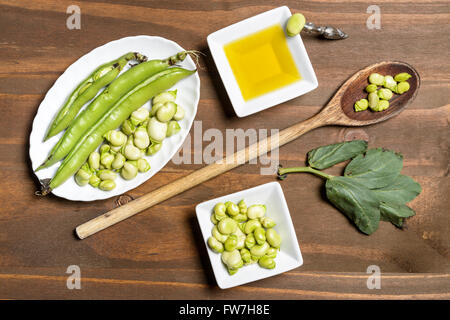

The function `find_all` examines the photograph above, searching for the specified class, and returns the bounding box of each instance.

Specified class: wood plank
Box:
[0,268,448,299]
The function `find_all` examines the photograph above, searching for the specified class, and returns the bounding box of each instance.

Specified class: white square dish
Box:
[207,6,318,117]
[195,182,303,289]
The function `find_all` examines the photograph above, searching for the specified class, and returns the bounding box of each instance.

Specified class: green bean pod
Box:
[42,67,196,192]
[45,52,145,140]
[37,51,190,171]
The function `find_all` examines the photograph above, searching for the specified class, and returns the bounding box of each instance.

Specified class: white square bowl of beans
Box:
[196,182,303,289]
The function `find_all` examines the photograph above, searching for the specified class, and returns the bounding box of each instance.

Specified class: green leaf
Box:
[372,175,422,204]
[344,148,403,189]
[307,140,368,170]
[325,176,380,235]
[380,202,416,228]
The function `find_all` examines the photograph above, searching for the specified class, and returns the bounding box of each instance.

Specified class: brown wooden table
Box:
[0,0,448,299]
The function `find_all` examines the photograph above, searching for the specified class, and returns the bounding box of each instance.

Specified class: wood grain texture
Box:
[0,0,449,299]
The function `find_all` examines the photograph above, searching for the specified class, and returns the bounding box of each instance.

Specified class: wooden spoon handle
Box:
[76,113,328,239]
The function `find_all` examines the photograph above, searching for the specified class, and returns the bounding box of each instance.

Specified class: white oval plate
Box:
[29,35,200,201]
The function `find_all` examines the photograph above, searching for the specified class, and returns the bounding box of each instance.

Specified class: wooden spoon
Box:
[76,61,420,239]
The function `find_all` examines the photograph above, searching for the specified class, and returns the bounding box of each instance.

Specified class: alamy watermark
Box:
[366,265,381,289]
[66,5,81,30]
[366,5,381,30]
[66,265,81,289]
[171,121,279,175]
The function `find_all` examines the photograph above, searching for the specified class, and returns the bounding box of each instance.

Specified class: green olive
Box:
[212,226,228,243]
[258,256,276,269]
[226,202,240,216]
[245,233,256,249]
[121,162,138,180]
[244,219,262,234]
[224,235,238,251]
[247,204,266,219]
[104,130,127,147]
[394,72,412,82]
[173,105,185,121]
[147,117,168,142]
[100,152,114,169]
[250,241,270,258]
[238,199,247,214]
[368,73,385,86]
[221,249,242,269]
[166,120,181,137]
[153,90,177,106]
[253,227,266,245]
[266,228,281,248]
[121,119,136,135]
[99,179,116,191]
[130,107,150,126]
[218,217,238,235]
[88,152,100,170]
[137,158,150,173]
[260,217,276,228]
[207,236,224,253]
[240,248,252,264]
[98,170,117,181]
[286,13,306,37]
[111,153,126,170]
[88,174,101,188]
[156,101,177,123]
[133,126,150,149]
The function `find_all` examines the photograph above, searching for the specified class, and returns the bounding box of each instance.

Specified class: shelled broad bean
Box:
[73,89,186,190]
[207,200,282,275]
[354,72,412,112]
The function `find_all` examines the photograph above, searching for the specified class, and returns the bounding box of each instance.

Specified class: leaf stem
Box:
[277,166,334,180]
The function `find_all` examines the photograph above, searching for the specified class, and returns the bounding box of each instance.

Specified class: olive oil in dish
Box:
[224,24,301,101]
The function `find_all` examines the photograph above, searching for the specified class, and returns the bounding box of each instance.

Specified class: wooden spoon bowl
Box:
[326,61,420,126]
